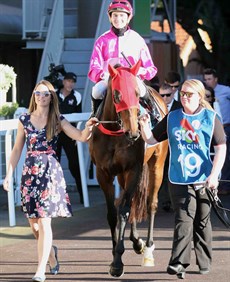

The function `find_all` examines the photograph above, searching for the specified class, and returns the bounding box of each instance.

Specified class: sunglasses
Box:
[112,1,129,5]
[34,91,51,97]
[205,95,211,98]
[169,84,180,89]
[160,93,172,97]
[179,91,195,98]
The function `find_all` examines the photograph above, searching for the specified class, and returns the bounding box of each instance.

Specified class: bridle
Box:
[97,120,124,136]
[97,114,141,142]
[96,61,143,141]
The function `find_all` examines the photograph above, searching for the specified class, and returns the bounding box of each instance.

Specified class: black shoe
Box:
[162,201,171,212]
[167,264,185,279]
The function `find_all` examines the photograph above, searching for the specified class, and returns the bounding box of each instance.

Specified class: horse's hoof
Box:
[141,244,155,267]
[109,263,124,277]
[142,257,155,266]
[133,238,145,254]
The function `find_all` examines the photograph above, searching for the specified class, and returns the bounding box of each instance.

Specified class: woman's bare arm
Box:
[61,117,98,142]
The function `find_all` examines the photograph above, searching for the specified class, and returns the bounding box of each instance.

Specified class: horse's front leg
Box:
[96,171,118,265]
[106,191,118,256]
[109,203,129,277]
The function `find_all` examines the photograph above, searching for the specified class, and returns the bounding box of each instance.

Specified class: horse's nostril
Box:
[125,131,140,140]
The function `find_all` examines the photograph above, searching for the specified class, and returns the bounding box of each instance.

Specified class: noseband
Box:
[97,114,141,142]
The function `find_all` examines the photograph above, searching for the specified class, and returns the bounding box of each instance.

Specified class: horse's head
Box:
[108,60,141,140]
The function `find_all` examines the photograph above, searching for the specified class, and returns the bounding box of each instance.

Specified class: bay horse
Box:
[88,60,168,277]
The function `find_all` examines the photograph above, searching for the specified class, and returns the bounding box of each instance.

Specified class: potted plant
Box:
[0,64,17,106]
[0,102,19,119]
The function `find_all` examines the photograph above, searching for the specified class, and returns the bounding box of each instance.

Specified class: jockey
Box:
[88,0,158,116]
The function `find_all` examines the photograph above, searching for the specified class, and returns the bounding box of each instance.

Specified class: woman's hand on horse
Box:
[139,113,150,128]
[85,117,99,131]
[139,114,157,145]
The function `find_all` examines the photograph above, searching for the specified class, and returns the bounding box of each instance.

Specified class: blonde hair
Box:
[182,79,213,110]
[28,80,61,140]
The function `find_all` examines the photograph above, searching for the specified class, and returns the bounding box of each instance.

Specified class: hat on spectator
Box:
[64,72,77,82]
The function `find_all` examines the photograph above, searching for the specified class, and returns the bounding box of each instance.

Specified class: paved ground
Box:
[0,186,229,282]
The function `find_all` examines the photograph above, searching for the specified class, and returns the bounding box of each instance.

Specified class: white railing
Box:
[0,113,94,226]
[1,112,120,227]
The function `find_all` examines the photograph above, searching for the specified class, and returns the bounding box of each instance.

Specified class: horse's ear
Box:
[130,59,142,76]
[108,64,118,78]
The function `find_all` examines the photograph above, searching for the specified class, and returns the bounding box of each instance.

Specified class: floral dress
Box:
[20,113,73,218]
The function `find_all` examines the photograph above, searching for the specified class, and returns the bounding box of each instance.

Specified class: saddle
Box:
[140,86,164,128]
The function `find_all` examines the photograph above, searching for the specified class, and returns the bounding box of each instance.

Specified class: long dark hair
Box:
[28,80,61,140]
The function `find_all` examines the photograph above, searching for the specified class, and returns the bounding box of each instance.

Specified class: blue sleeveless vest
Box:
[168,108,215,184]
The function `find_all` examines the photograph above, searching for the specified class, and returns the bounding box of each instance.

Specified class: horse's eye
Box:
[113,90,121,104]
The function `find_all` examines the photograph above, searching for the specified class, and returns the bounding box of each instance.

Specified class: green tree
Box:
[177,0,230,84]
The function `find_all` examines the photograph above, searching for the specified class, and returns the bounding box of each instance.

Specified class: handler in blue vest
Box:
[139,79,226,278]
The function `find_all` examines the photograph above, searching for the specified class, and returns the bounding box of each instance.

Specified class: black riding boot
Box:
[140,92,161,127]
[91,97,103,117]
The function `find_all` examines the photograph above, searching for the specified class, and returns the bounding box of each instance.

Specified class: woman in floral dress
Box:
[3,80,98,282]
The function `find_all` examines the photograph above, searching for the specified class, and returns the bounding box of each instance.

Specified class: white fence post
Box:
[5,130,16,227]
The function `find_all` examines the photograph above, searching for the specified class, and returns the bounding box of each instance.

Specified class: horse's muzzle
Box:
[125,130,140,142]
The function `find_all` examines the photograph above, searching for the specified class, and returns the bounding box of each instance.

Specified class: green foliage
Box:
[177,0,230,84]
[0,102,19,118]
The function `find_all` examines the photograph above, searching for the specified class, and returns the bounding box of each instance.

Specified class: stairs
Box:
[59,38,95,184]
[60,38,94,109]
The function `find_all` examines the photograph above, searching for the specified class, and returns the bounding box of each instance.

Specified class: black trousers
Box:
[56,131,82,196]
[168,183,212,270]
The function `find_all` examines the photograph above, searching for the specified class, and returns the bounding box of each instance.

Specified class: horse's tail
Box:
[129,163,149,223]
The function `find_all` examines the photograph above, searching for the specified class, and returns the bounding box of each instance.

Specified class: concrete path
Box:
[0,187,229,282]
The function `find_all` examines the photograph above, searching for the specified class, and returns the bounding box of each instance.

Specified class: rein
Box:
[97,121,119,124]
[206,186,230,229]
[203,181,230,229]
[97,116,125,136]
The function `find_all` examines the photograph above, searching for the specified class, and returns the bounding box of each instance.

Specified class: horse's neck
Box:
[102,91,117,122]
[148,87,168,117]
